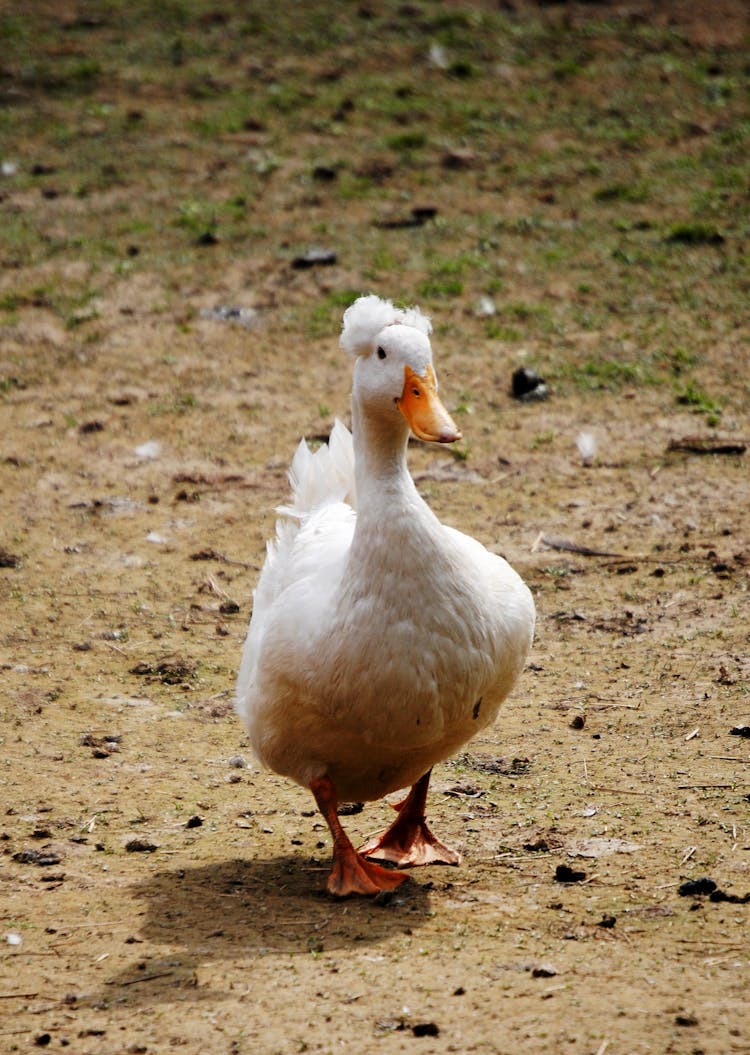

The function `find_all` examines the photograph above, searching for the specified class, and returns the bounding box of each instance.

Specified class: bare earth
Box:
[1,2,749,1053]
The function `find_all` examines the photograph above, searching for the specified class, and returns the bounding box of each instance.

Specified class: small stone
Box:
[441,148,476,170]
[412,1023,440,1037]
[336,802,364,816]
[312,164,338,181]
[531,963,558,978]
[555,863,586,884]
[199,305,258,328]
[13,849,62,867]
[292,247,337,269]
[228,755,247,768]
[185,815,204,829]
[511,366,548,402]
[125,838,158,853]
[678,877,717,897]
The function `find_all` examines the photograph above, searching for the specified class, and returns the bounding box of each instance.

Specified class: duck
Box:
[236,294,535,897]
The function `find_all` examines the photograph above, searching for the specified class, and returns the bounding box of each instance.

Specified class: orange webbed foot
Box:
[327,844,410,898]
[310,774,411,898]
[358,769,461,869]
[359,820,461,868]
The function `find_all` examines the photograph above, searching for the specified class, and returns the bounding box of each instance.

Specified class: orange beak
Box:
[396,364,462,444]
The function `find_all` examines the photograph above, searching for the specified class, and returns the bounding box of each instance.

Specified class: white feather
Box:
[576,430,598,466]
[340,293,431,357]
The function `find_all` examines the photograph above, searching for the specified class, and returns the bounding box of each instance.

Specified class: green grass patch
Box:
[559,357,652,391]
[676,380,722,421]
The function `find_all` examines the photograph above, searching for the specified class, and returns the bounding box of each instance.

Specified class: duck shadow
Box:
[96,854,432,1008]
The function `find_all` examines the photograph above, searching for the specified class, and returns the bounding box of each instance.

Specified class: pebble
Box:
[199,305,258,328]
[511,366,548,402]
[555,863,586,884]
[292,247,337,269]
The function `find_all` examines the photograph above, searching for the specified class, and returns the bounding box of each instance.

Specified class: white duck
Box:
[237,294,535,897]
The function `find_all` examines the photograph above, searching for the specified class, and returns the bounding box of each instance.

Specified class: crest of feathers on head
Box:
[340,294,432,357]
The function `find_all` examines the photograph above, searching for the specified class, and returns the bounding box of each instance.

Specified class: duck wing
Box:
[236,421,356,718]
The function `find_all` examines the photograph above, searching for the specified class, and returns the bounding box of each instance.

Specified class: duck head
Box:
[340,295,462,445]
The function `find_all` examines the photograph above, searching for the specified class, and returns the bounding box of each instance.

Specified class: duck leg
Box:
[358,769,461,868]
[310,775,410,897]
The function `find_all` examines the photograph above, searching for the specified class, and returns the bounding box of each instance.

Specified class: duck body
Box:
[236,295,535,894]
[240,463,533,803]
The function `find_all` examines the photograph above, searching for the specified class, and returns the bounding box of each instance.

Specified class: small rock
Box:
[13,849,62,867]
[219,600,240,615]
[199,305,258,328]
[185,815,204,829]
[569,713,586,729]
[511,366,548,402]
[337,802,364,816]
[596,914,616,928]
[411,206,437,224]
[412,1023,440,1038]
[708,887,750,904]
[292,247,337,269]
[125,838,158,853]
[675,1013,698,1027]
[228,755,247,768]
[374,206,438,230]
[555,863,586,884]
[312,164,338,181]
[441,148,476,170]
[678,877,717,897]
[730,725,750,738]
[531,964,557,978]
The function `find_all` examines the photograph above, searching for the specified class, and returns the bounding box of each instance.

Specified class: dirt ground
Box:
[1,2,749,1053]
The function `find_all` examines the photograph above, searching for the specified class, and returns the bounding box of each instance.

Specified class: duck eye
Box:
[412,387,420,397]
[377,346,386,360]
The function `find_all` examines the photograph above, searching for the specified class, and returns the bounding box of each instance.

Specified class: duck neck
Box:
[351,396,419,511]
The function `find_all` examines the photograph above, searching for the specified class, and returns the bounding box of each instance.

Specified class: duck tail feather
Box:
[278,421,356,518]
